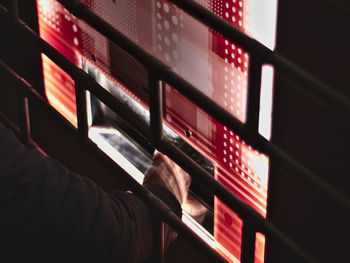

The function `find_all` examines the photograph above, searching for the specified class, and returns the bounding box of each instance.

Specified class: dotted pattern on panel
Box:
[38,0,110,79]
[78,20,143,105]
[209,1,267,263]
[38,0,83,60]
[38,0,143,120]
[211,0,248,123]
[74,1,143,105]
[38,2,268,262]
[215,127,268,263]
[37,0,84,127]
[38,0,61,33]
[80,0,138,43]
[219,128,268,199]
[242,0,251,37]
[215,126,268,263]
[79,20,110,76]
[193,0,211,9]
[154,1,182,73]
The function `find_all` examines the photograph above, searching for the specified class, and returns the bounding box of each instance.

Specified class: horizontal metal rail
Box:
[28,1,350,215]
[321,0,350,14]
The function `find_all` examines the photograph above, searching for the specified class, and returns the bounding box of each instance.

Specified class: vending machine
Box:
[36,0,278,262]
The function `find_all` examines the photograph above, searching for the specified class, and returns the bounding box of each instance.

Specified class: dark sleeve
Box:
[144,184,182,249]
[0,122,180,263]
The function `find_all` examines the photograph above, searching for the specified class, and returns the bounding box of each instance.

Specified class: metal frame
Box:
[0,0,349,262]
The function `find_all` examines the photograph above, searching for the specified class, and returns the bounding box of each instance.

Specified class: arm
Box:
[0,122,181,262]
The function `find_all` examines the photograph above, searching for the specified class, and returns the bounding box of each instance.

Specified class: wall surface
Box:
[268,1,350,262]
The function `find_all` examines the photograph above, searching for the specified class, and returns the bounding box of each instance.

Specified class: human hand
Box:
[143,151,191,205]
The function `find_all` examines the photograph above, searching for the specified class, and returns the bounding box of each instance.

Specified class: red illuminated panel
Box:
[165,88,268,262]
[41,54,77,127]
[37,0,84,126]
[37,1,276,262]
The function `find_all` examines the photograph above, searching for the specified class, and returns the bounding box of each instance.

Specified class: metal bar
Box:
[83,74,151,138]
[158,138,257,220]
[151,192,228,263]
[0,58,316,263]
[7,0,19,21]
[17,93,31,146]
[246,57,262,132]
[0,110,20,135]
[266,54,350,117]
[149,74,163,146]
[7,0,22,144]
[259,222,316,263]
[321,0,350,15]
[151,219,165,263]
[75,83,88,138]
[161,81,167,118]
[0,17,82,82]
[241,222,256,263]
[0,111,46,155]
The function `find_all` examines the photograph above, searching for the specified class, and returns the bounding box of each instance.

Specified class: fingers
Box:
[143,151,191,205]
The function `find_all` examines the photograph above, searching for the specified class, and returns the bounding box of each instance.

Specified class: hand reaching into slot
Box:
[143,151,191,206]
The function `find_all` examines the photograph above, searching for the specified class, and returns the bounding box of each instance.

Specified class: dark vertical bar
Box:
[246,56,262,132]
[17,94,31,146]
[152,219,165,263]
[241,222,256,263]
[75,81,89,138]
[7,0,19,21]
[161,81,167,118]
[149,74,163,145]
[9,0,25,143]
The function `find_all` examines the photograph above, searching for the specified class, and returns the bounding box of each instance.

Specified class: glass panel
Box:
[41,54,77,127]
[164,85,269,262]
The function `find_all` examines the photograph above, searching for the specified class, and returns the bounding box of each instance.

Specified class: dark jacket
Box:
[0,122,180,263]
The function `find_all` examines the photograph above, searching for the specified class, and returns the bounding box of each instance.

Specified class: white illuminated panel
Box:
[259,66,274,140]
[245,0,278,50]
[89,127,146,184]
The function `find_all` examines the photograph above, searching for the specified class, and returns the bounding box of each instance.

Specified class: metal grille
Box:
[0,0,350,263]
